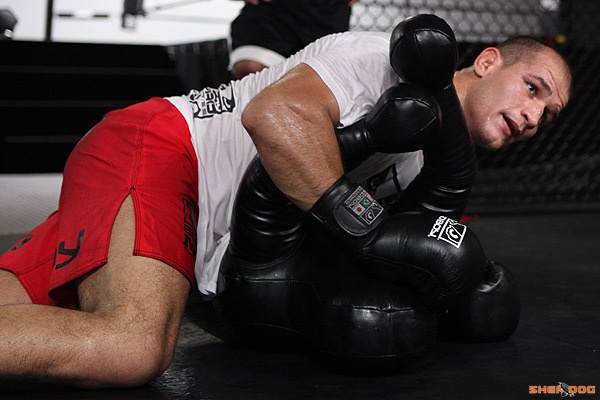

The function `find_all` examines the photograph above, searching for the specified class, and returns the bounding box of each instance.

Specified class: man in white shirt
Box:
[0,15,571,388]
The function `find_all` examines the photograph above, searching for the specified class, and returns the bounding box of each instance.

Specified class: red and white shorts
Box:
[0,97,199,308]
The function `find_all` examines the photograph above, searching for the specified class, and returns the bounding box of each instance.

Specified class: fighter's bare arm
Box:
[0,197,190,388]
[242,63,343,211]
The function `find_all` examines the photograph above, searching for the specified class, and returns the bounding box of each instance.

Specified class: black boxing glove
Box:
[391,86,477,219]
[309,176,486,307]
[387,15,476,219]
[437,260,520,342]
[335,82,441,171]
[390,14,459,92]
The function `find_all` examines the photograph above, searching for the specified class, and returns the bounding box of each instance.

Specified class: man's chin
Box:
[475,137,503,151]
[484,141,504,151]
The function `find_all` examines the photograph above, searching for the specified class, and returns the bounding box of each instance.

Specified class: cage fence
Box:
[350,0,600,214]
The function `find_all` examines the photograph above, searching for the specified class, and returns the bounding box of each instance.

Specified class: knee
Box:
[75,322,178,389]
[123,340,173,386]
[89,337,174,388]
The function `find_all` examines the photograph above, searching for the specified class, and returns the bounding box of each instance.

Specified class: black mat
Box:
[1,213,599,399]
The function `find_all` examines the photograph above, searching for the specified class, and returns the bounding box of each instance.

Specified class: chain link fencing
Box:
[350,0,599,214]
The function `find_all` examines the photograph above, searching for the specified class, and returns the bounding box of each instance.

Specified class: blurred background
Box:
[1,0,598,237]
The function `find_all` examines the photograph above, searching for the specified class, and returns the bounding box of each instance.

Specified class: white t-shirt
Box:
[166,31,424,296]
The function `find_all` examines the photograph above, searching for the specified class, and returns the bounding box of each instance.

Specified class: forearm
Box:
[242,64,343,211]
[389,86,476,219]
[246,108,342,211]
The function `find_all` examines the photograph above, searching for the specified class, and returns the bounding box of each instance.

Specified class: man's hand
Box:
[335,82,440,171]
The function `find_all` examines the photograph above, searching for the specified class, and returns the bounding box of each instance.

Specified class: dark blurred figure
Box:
[229,0,359,78]
[0,8,17,40]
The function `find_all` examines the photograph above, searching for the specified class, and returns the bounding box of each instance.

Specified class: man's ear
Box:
[472,47,503,77]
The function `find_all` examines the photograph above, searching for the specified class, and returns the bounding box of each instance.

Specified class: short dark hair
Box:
[497,36,556,64]
[496,35,572,92]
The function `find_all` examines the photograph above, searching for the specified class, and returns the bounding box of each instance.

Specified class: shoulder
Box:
[301,30,393,77]
[298,31,398,127]
[298,30,394,86]
[306,31,391,58]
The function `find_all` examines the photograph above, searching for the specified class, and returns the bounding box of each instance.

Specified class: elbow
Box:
[241,97,284,151]
[241,99,263,141]
[242,100,264,145]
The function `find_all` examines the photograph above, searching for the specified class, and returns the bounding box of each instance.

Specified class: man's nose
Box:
[523,99,545,128]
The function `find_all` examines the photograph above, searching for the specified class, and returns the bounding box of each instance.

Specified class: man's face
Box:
[463,48,571,150]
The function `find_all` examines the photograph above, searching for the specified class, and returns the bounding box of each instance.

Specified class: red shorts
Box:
[0,98,199,307]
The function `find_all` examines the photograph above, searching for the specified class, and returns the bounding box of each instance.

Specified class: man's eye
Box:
[527,83,536,94]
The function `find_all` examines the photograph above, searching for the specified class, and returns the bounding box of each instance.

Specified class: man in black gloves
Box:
[216,15,570,372]
[0,14,571,387]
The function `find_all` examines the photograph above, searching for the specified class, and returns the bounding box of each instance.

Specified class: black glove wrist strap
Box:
[310,176,385,237]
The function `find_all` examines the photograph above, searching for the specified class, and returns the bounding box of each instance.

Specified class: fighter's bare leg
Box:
[0,196,191,388]
[0,269,32,305]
